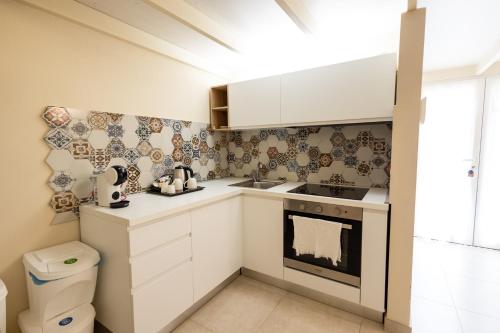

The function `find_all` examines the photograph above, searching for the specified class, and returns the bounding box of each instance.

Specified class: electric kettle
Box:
[173,166,194,190]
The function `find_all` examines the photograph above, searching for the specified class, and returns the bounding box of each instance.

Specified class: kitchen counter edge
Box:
[79,178,389,228]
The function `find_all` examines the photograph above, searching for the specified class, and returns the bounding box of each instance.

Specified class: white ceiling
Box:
[75,0,500,79]
[418,0,500,72]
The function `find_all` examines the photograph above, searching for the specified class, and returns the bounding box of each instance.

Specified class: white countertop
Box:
[80,178,389,227]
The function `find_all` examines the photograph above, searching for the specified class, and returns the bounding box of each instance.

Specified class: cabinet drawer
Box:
[129,212,191,256]
[132,261,193,333]
[284,267,360,304]
[130,236,192,288]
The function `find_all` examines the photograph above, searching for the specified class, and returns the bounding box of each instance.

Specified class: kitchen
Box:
[1,1,499,333]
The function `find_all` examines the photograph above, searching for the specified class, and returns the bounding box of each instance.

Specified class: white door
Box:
[191,197,242,301]
[415,78,485,245]
[474,76,500,249]
[242,195,283,279]
[228,76,281,128]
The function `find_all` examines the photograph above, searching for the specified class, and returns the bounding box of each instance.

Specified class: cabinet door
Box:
[132,261,193,333]
[242,195,283,279]
[191,196,242,301]
[281,53,396,124]
[228,76,281,128]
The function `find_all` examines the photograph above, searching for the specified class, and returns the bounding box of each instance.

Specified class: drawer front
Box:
[284,267,360,304]
[132,261,193,333]
[130,236,192,288]
[129,212,191,256]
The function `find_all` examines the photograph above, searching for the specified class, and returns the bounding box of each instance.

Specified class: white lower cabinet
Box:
[81,191,388,333]
[191,196,242,301]
[242,195,284,279]
[132,261,193,333]
[130,236,192,288]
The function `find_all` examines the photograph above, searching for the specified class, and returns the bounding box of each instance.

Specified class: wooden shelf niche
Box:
[209,85,229,131]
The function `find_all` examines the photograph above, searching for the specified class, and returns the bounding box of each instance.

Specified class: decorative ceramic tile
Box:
[150,148,165,164]
[125,180,142,194]
[172,148,184,162]
[135,123,152,141]
[44,107,230,224]
[107,139,126,158]
[318,153,333,167]
[49,171,76,192]
[228,123,392,188]
[148,118,163,133]
[136,140,153,156]
[121,115,140,147]
[136,116,149,123]
[106,112,123,124]
[123,148,140,165]
[43,107,389,224]
[356,161,372,176]
[163,155,175,169]
[68,119,91,139]
[127,165,141,182]
[87,111,107,129]
[69,159,94,199]
[43,106,71,127]
[68,139,91,159]
[87,129,110,149]
[107,124,124,138]
[172,133,184,148]
[50,191,78,213]
[45,128,72,150]
[89,148,111,171]
[171,121,182,133]
[46,150,74,170]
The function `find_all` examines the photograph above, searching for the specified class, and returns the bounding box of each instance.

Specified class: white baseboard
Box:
[384,318,412,333]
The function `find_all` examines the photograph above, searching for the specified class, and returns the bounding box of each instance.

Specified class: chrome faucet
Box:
[252,162,265,182]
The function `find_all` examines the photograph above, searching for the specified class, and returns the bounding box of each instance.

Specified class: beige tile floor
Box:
[412,237,500,333]
[173,276,384,333]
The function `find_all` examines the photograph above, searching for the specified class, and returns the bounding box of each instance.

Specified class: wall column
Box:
[385,7,426,333]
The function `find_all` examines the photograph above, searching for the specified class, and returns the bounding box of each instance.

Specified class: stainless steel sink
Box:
[229,179,285,190]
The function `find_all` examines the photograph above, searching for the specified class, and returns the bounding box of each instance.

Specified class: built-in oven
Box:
[283,199,362,287]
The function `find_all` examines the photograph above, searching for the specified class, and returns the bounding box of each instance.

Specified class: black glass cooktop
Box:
[287,184,369,200]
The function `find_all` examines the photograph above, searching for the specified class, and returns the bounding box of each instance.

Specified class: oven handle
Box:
[287,215,353,230]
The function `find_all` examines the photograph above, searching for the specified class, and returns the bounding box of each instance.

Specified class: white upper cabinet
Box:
[228,76,281,128]
[226,54,396,128]
[281,54,397,124]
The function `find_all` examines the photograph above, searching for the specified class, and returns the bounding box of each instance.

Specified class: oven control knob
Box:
[299,203,305,210]
[333,207,342,216]
[314,205,323,213]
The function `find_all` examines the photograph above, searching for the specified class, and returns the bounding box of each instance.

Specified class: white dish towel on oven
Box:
[292,216,316,256]
[314,218,342,266]
[292,216,342,266]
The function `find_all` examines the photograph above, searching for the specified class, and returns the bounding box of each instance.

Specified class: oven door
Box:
[283,210,362,287]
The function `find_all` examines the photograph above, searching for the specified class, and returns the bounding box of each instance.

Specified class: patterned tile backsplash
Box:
[43,106,230,224]
[228,124,392,187]
[42,106,391,224]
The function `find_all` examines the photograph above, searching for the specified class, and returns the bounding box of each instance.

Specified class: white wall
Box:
[0,1,223,332]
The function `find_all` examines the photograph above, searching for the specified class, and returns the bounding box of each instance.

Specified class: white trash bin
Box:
[18,241,100,333]
[0,279,7,333]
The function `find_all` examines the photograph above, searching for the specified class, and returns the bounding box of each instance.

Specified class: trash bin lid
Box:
[0,279,7,299]
[23,241,100,281]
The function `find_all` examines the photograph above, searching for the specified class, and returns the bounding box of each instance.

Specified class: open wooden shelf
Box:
[209,85,229,130]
